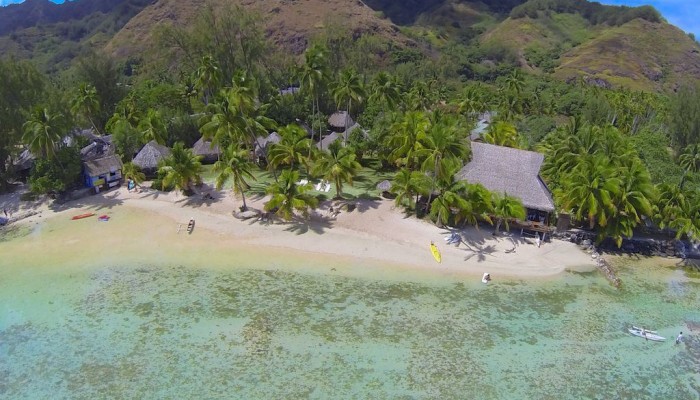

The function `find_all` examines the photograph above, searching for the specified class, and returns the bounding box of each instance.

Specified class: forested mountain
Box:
[0,0,152,73]
[1,0,699,91]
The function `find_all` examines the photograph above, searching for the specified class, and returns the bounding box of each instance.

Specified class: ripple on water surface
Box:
[0,262,699,399]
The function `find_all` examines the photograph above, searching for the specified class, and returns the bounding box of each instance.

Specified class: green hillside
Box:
[555,18,700,92]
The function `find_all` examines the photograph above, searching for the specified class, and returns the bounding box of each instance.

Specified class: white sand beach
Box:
[0,184,596,279]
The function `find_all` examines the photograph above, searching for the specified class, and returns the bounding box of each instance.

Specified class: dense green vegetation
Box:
[510,0,662,26]
[2,2,700,245]
[0,0,152,73]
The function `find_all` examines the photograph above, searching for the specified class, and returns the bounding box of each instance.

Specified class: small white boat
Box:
[629,326,665,341]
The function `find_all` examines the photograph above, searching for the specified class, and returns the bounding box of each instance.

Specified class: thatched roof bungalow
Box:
[133,140,171,175]
[253,132,281,160]
[317,123,363,152]
[455,142,555,213]
[328,111,354,132]
[192,137,221,164]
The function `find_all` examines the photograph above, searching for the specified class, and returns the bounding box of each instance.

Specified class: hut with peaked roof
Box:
[192,137,221,164]
[317,123,364,152]
[133,140,171,176]
[253,132,281,161]
[456,142,555,221]
[328,111,354,132]
[83,154,123,192]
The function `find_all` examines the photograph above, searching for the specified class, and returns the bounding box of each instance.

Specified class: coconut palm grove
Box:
[1,1,700,244]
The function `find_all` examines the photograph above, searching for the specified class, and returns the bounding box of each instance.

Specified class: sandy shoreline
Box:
[0,185,597,280]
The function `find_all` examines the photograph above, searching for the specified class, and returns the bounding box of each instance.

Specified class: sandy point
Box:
[0,185,596,280]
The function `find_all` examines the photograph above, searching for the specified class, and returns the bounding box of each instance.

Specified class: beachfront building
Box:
[253,132,281,163]
[328,111,354,132]
[133,140,171,176]
[80,135,123,192]
[456,142,555,236]
[83,154,123,193]
[192,137,221,164]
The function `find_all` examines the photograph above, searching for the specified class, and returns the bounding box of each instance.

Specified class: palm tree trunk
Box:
[238,182,248,210]
[680,170,688,190]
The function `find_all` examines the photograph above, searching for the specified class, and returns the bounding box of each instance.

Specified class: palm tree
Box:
[311,141,362,199]
[491,192,526,234]
[504,69,525,95]
[214,143,256,210]
[390,168,431,215]
[605,159,656,246]
[194,55,222,105]
[267,124,313,173]
[264,169,319,220]
[121,162,146,185]
[459,182,494,228]
[387,111,430,170]
[200,74,275,157]
[332,68,366,138]
[560,154,620,230]
[158,142,204,194]
[679,143,700,189]
[429,177,470,227]
[418,116,469,183]
[456,84,488,118]
[368,72,400,115]
[483,121,519,148]
[416,116,469,209]
[138,108,167,145]
[22,107,67,159]
[297,44,330,150]
[70,83,101,133]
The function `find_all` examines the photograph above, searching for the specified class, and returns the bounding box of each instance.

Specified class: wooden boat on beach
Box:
[71,213,95,220]
[187,219,195,234]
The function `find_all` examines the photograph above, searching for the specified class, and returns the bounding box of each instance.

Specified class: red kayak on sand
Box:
[98,215,110,221]
[71,213,95,220]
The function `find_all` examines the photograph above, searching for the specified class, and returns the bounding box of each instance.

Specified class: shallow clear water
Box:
[0,260,698,399]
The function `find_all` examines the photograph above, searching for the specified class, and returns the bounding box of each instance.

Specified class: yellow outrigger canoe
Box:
[430,242,441,263]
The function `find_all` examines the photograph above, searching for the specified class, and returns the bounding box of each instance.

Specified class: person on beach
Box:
[3,208,6,217]
[676,332,683,344]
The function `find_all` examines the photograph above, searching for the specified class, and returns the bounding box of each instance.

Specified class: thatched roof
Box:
[13,149,35,171]
[192,137,221,159]
[133,140,171,171]
[376,180,392,192]
[328,111,354,129]
[84,154,123,177]
[279,86,300,96]
[455,142,555,212]
[254,132,281,157]
[317,123,363,152]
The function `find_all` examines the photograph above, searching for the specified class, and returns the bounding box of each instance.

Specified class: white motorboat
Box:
[629,326,665,341]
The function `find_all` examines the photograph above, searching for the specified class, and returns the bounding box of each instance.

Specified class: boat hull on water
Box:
[629,327,666,341]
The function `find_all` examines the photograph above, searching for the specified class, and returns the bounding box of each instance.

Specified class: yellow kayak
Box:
[430,242,441,263]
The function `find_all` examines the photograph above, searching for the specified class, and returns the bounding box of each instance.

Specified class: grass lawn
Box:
[200,158,396,203]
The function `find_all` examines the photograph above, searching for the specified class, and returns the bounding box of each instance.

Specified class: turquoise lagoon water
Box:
[0,259,699,399]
